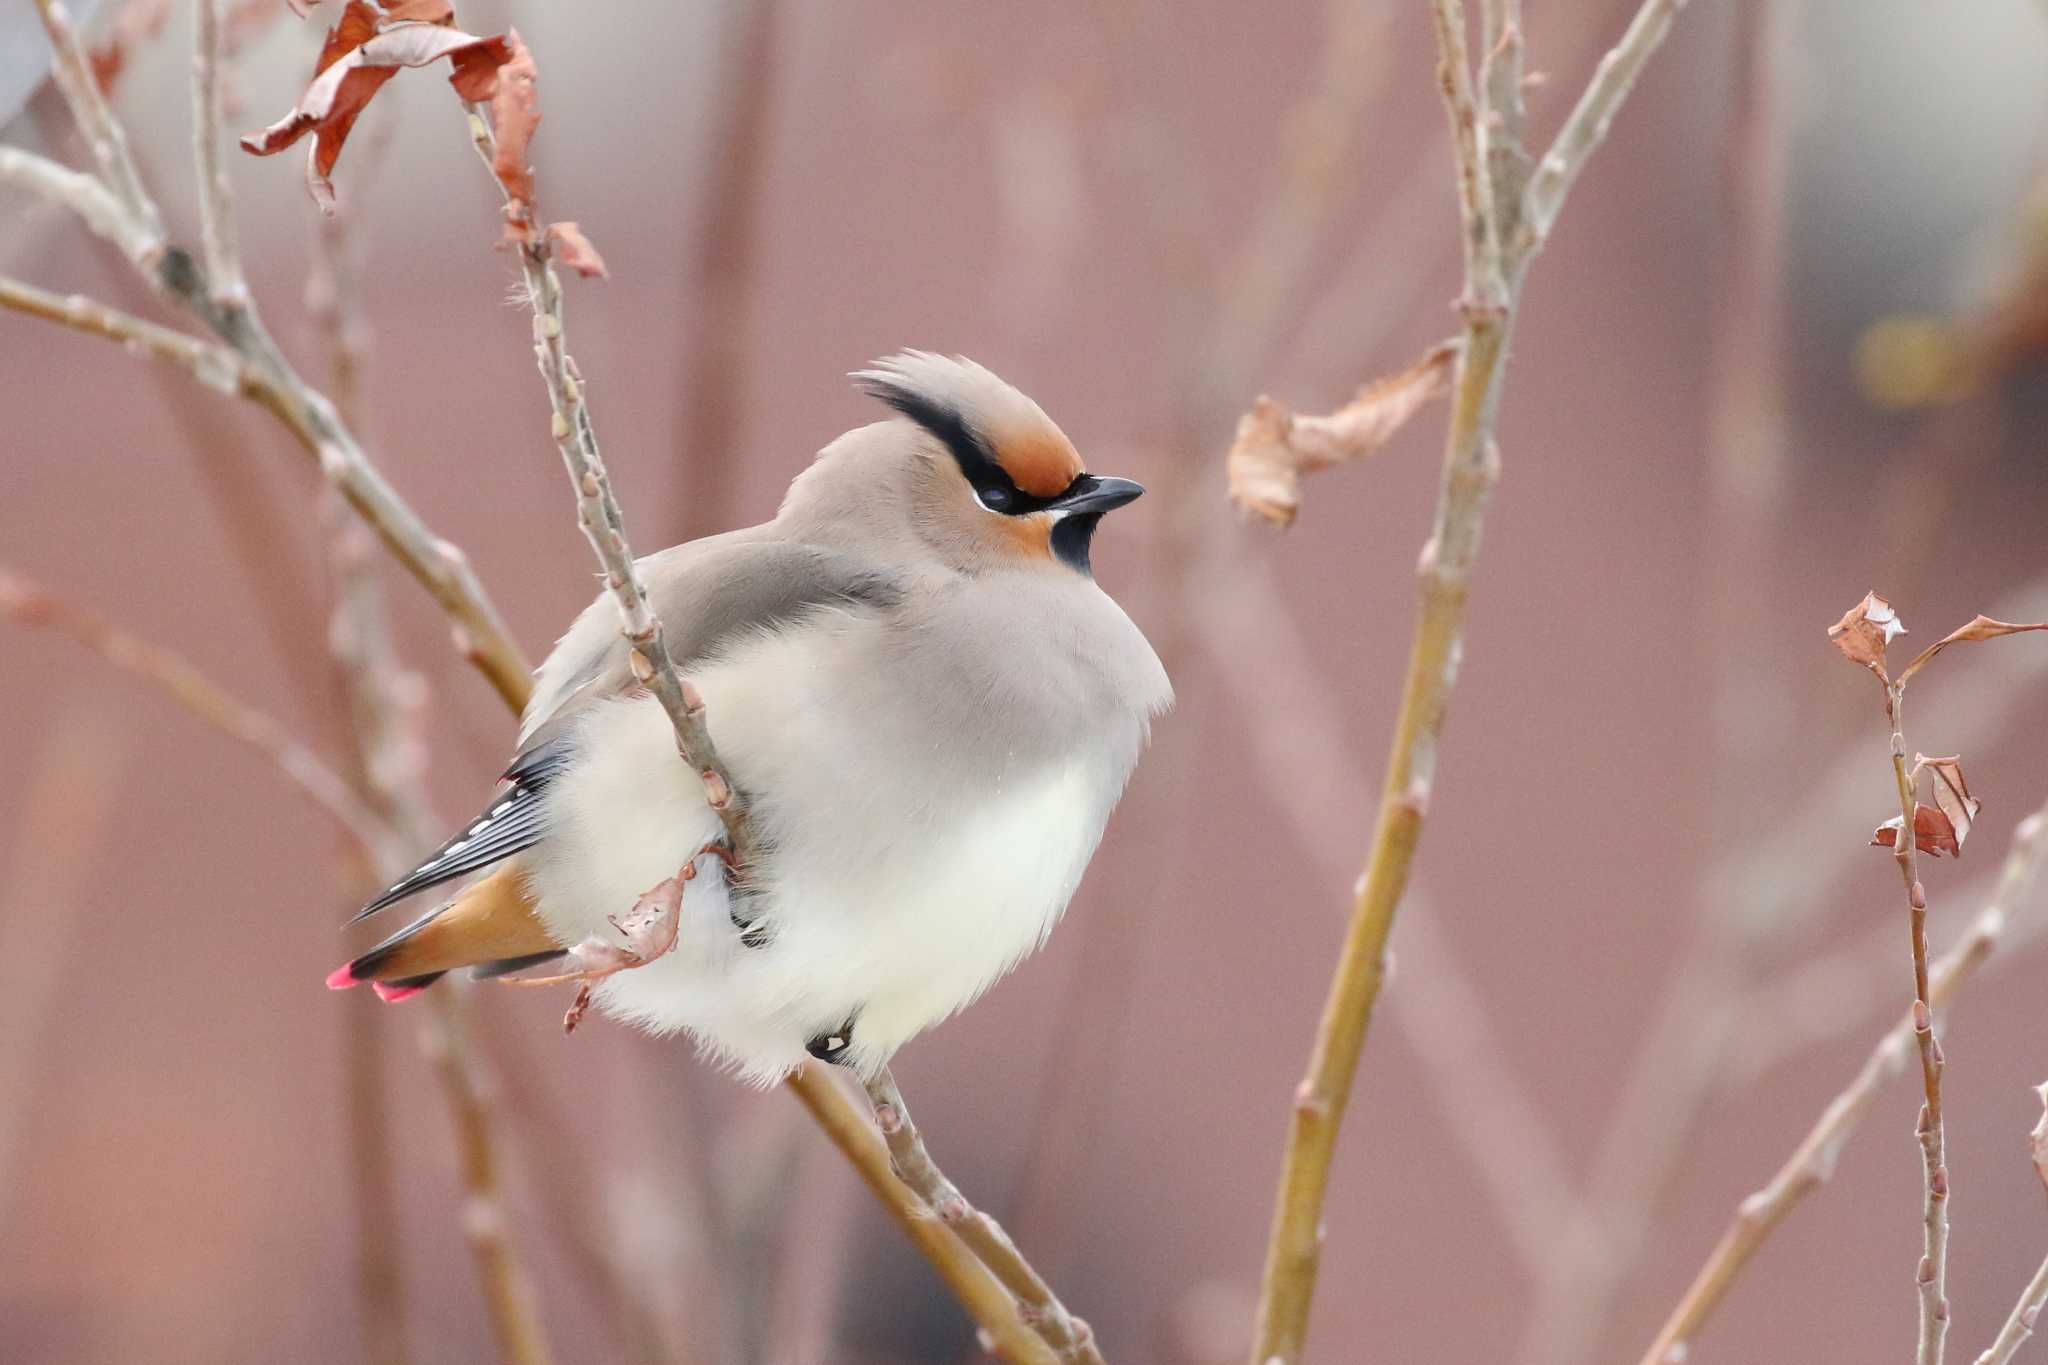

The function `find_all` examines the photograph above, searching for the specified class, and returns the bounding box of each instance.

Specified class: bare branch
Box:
[1521,0,1690,250]
[13,16,534,710]
[450,65,1089,1359]
[192,0,248,307]
[1977,1253,2048,1365]
[1977,1088,2048,1365]
[0,273,255,393]
[1428,0,1495,293]
[0,146,163,263]
[1247,4,1689,1358]
[1637,803,2048,1365]
[31,0,164,240]
[459,94,747,850]
[786,1068,1057,1365]
[0,566,386,853]
[1877,675,1953,1365]
[865,1068,1103,1364]
[305,163,555,1363]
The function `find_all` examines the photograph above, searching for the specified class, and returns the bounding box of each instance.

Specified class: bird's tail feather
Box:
[329,862,557,999]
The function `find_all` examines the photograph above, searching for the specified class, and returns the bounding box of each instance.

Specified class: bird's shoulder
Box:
[518,531,910,749]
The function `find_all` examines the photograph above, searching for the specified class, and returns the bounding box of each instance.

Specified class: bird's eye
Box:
[977,485,1012,513]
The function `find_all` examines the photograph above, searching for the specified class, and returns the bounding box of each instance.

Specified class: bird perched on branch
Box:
[329,353,1171,1083]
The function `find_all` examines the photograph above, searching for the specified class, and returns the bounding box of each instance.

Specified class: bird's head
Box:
[845,352,1143,576]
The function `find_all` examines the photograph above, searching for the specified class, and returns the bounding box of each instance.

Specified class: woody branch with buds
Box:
[1824,592,2048,1365]
[1236,2,1691,1360]
[231,5,1090,1359]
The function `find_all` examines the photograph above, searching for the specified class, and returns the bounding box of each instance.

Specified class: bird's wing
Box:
[351,539,905,925]
[515,536,906,755]
[348,735,572,921]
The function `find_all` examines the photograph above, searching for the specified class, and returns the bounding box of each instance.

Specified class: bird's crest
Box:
[852,352,1082,498]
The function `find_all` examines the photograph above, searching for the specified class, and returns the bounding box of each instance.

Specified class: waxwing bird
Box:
[329,352,1172,1083]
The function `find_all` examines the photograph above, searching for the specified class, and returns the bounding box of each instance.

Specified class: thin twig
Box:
[1246,3,1689,1359]
[1637,803,2048,1365]
[866,1068,1103,1365]
[18,8,533,709]
[452,81,1085,1359]
[0,145,162,262]
[191,0,247,307]
[328,526,557,1365]
[787,1068,1057,1365]
[31,0,164,239]
[0,274,257,392]
[1519,0,1691,249]
[0,567,386,853]
[460,102,747,850]
[1977,1254,2048,1365]
[1193,552,1577,1276]
[1887,682,1952,1365]
[1974,1070,2048,1365]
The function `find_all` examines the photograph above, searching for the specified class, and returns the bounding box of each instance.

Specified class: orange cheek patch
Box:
[996,513,1056,561]
[995,428,1083,497]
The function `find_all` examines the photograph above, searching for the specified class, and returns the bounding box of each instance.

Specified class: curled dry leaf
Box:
[545,222,608,279]
[1826,591,1906,681]
[1914,754,1981,854]
[1227,339,1460,527]
[1873,805,1961,859]
[1897,614,2048,686]
[241,0,511,210]
[484,29,542,243]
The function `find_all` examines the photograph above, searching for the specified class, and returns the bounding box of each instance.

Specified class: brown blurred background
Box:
[4,1,2048,1363]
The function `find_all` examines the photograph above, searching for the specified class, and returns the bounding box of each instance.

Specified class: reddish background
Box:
[3,3,2046,1364]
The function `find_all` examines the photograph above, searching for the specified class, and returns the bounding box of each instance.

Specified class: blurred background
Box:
[4,1,2048,1362]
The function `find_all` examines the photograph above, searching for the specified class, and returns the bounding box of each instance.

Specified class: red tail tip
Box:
[371,981,427,1004]
[326,964,360,991]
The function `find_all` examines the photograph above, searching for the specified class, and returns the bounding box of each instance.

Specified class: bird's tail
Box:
[328,862,564,1002]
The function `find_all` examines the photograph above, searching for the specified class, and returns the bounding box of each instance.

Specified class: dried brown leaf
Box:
[1914,754,1981,854]
[485,29,541,244]
[1873,804,1961,859]
[1898,615,2048,685]
[242,1,511,210]
[1827,591,1906,682]
[545,222,607,279]
[1227,339,1459,527]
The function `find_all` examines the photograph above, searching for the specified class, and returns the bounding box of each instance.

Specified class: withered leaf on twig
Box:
[1827,591,1906,682]
[241,1,512,210]
[1914,754,1981,854]
[1897,615,2048,686]
[1872,805,1961,859]
[545,223,608,279]
[486,29,541,242]
[1227,339,1459,527]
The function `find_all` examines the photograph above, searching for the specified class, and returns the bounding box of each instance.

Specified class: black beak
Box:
[1051,475,1145,516]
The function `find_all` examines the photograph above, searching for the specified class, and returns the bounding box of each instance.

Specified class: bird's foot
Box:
[497,841,729,1032]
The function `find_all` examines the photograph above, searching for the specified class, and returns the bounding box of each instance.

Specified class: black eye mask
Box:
[858,382,1141,573]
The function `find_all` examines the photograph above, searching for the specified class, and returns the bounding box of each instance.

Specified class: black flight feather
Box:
[349,736,573,922]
